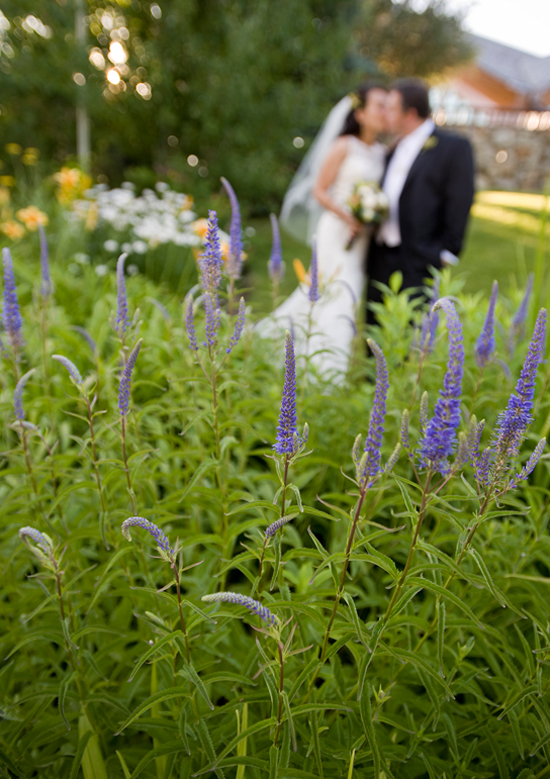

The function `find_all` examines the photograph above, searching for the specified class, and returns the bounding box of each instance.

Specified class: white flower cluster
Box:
[349,181,389,225]
[72,182,227,256]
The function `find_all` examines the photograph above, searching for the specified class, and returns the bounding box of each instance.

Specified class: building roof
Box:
[469,34,550,99]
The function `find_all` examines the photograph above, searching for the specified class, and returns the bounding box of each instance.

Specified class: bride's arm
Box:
[313,137,362,236]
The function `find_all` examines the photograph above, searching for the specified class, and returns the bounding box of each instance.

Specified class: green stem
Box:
[383,472,432,625]
[319,478,369,663]
[173,564,190,663]
[273,641,284,747]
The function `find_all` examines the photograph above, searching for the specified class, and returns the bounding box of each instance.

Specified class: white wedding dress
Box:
[258,136,385,381]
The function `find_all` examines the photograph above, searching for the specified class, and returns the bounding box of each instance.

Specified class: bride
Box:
[257,82,387,380]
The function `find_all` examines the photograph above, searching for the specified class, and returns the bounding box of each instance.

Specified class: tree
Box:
[355,0,473,79]
[0,0,472,209]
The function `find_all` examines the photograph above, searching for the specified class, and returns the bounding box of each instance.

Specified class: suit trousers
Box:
[366,242,432,326]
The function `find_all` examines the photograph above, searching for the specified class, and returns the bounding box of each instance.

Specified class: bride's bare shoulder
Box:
[331,135,351,152]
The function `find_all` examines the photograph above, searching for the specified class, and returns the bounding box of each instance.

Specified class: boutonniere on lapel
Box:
[421,135,438,154]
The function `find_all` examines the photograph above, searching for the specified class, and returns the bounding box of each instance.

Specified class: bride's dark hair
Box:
[340,82,386,136]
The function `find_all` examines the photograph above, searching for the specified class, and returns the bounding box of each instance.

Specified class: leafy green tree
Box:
[0,0,472,209]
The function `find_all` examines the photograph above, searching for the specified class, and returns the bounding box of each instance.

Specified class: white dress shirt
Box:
[379,118,435,248]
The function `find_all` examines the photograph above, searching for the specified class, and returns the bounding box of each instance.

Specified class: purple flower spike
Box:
[115,253,130,338]
[221,178,244,280]
[308,240,319,303]
[119,338,142,416]
[362,339,389,482]
[265,514,295,538]
[227,297,246,353]
[508,438,546,489]
[419,298,464,474]
[71,325,97,355]
[494,308,547,469]
[185,294,198,352]
[2,247,23,352]
[13,369,35,421]
[475,281,498,368]
[401,409,410,450]
[203,293,220,348]
[201,591,279,626]
[121,516,174,559]
[19,526,53,555]
[38,225,52,298]
[274,331,300,456]
[52,354,84,387]
[268,213,284,281]
[509,273,534,351]
[199,211,224,297]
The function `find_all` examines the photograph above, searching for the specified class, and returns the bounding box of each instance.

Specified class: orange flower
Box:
[1,220,26,240]
[192,218,209,240]
[220,240,230,265]
[16,206,49,231]
[53,167,92,206]
[293,258,309,285]
[84,201,98,231]
[181,194,194,211]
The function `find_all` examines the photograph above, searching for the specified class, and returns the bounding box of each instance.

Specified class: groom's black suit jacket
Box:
[367,127,474,321]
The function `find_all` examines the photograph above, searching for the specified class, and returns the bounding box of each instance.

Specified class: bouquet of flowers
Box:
[346,181,389,249]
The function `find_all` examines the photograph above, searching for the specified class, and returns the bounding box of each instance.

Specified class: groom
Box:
[366,78,474,325]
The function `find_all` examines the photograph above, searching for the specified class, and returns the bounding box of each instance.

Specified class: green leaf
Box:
[128,631,182,682]
[437,600,446,677]
[343,593,369,649]
[115,751,132,779]
[67,732,92,779]
[178,661,215,711]
[115,687,189,734]
[281,692,297,753]
[381,644,455,698]
[58,671,75,730]
[406,577,484,627]
[359,680,380,778]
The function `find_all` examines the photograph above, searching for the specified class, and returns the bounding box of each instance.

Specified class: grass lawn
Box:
[242,191,549,313]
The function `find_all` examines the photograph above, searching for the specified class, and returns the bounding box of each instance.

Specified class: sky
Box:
[447,0,550,57]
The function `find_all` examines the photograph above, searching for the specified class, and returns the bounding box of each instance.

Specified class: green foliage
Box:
[1,216,550,778]
[0,0,471,207]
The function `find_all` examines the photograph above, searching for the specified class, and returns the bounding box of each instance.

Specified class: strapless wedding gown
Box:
[258,136,385,380]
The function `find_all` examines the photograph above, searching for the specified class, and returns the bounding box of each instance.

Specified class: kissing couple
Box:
[258,78,474,381]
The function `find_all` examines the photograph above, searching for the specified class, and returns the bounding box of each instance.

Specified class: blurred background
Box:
[0,0,549,302]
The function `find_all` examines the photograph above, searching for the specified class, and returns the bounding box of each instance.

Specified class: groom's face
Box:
[386,90,407,135]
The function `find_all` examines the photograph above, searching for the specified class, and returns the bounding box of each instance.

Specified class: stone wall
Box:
[440,123,550,192]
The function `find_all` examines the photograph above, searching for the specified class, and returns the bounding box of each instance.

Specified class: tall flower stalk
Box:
[19,528,96,731]
[259,331,308,585]
[471,280,498,413]
[320,338,392,663]
[119,338,142,514]
[409,278,440,408]
[122,517,190,661]
[115,253,130,349]
[13,370,44,521]
[53,354,109,544]
[382,299,465,636]
[2,247,24,377]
